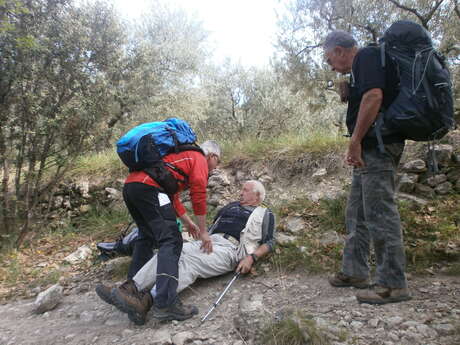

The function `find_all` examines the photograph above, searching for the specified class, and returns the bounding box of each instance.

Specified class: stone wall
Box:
[43,170,239,226]
[398,144,460,199]
[42,143,459,228]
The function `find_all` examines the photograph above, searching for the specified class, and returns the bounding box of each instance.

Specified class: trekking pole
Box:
[200,272,241,323]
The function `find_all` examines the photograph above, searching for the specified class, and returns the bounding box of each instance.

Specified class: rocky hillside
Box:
[1,131,459,345]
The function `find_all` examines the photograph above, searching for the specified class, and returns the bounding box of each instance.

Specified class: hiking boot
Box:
[356,287,412,305]
[95,283,115,305]
[111,280,153,325]
[329,272,370,289]
[152,298,198,322]
[110,280,138,313]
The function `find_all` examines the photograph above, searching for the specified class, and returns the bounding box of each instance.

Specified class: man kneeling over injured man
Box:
[96,180,275,325]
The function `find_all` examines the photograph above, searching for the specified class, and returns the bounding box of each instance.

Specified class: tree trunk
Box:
[0,124,11,235]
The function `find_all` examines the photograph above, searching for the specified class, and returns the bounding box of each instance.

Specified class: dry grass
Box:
[221,130,346,162]
[68,149,127,180]
[262,311,332,345]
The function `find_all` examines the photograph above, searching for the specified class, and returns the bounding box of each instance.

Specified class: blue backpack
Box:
[117,118,203,194]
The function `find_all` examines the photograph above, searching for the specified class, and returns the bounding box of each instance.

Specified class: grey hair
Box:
[323,30,357,52]
[246,180,266,202]
[200,140,221,157]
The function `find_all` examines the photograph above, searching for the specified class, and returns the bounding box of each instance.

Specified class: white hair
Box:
[246,180,266,202]
[323,30,357,52]
[200,140,221,157]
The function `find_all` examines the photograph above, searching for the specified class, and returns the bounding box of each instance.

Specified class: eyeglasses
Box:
[212,154,220,164]
[324,50,335,66]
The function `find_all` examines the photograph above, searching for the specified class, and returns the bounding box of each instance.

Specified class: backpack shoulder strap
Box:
[163,145,205,184]
[380,42,386,68]
[175,144,205,155]
[163,162,189,184]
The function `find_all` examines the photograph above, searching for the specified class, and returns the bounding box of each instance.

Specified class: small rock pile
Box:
[398,144,460,199]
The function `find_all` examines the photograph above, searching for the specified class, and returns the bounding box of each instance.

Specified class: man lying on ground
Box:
[96,180,276,325]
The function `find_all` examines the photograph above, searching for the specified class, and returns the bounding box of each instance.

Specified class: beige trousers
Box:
[133,234,239,293]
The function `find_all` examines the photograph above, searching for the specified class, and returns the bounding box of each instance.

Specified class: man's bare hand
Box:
[338,80,349,103]
[345,140,365,167]
[236,255,254,274]
[184,221,200,239]
[200,232,213,254]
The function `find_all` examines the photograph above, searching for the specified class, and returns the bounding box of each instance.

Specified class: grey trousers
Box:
[342,143,408,289]
[133,234,239,293]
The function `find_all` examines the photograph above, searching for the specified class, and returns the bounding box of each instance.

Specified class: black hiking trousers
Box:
[123,182,182,308]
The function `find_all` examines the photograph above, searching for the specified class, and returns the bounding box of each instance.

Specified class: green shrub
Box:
[273,193,460,273]
[273,196,345,273]
[262,311,331,345]
[400,195,460,271]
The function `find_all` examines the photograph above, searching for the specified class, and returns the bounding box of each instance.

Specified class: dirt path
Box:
[1,271,459,345]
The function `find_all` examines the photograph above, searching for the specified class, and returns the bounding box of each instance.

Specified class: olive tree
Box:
[275,0,459,126]
[109,1,211,128]
[0,0,127,246]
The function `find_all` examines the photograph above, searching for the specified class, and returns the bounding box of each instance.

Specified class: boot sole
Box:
[111,289,147,326]
[329,281,370,289]
[357,295,412,305]
[153,306,198,322]
[153,313,195,322]
[95,285,115,305]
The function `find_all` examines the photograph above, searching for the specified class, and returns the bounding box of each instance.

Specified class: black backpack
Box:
[374,20,455,146]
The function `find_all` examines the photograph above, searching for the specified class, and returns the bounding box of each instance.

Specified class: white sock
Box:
[150,284,157,298]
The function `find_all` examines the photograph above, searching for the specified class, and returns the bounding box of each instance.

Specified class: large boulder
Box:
[430,144,454,167]
[74,180,90,199]
[32,284,64,314]
[276,233,296,245]
[447,169,460,183]
[414,184,435,198]
[105,187,122,201]
[319,231,342,246]
[396,192,428,205]
[312,168,327,182]
[103,256,132,274]
[452,153,460,165]
[435,181,453,195]
[285,216,306,234]
[402,159,427,173]
[64,245,92,264]
[426,174,447,187]
[207,169,231,189]
[397,173,419,193]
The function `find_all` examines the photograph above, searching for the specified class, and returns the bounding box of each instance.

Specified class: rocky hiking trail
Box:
[1,269,459,345]
[2,135,460,345]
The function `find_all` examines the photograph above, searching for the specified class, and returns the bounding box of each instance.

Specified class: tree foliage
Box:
[107,1,210,128]
[0,0,128,244]
[1,0,459,247]
[0,0,215,246]
[276,0,460,90]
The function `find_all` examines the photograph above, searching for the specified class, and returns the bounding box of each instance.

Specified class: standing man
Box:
[323,31,411,304]
[97,140,221,320]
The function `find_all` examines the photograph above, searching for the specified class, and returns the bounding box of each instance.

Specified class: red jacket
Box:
[125,150,208,217]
